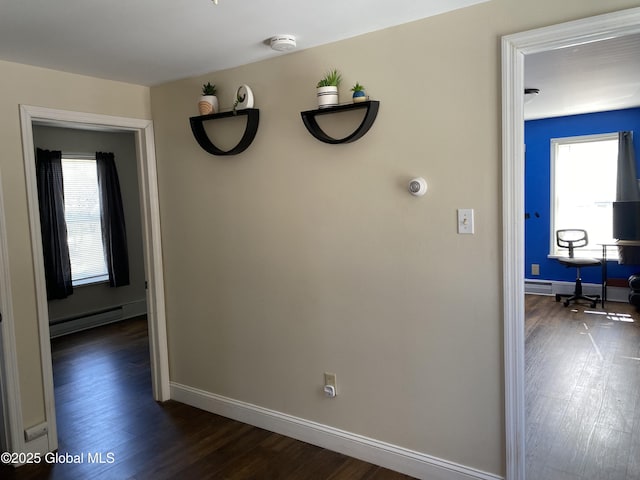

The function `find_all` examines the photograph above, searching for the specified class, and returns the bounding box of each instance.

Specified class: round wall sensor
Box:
[409,177,428,196]
[270,35,297,52]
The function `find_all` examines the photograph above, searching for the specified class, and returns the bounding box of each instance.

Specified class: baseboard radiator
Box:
[524,280,553,295]
[49,307,123,338]
[525,279,629,303]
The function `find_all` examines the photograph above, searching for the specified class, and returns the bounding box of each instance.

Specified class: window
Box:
[550,133,618,257]
[61,157,109,286]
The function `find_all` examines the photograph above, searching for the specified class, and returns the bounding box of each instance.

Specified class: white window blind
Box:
[550,133,618,257]
[61,157,109,286]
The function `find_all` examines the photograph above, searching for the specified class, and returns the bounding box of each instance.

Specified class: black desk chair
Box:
[555,229,601,308]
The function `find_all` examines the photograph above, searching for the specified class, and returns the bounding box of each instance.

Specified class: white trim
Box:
[18,111,57,452]
[22,434,49,457]
[502,7,640,480]
[170,382,502,480]
[134,119,171,401]
[18,105,170,454]
[501,30,526,480]
[0,169,25,455]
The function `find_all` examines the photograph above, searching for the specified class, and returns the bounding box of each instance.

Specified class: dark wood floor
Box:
[1,317,413,480]
[525,295,640,480]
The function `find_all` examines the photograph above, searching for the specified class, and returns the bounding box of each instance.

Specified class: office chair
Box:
[555,229,601,308]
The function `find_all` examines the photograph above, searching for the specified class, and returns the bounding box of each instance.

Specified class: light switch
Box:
[457,209,474,234]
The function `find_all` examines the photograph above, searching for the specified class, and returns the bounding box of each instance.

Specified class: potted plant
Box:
[351,82,367,103]
[198,82,219,115]
[316,69,342,109]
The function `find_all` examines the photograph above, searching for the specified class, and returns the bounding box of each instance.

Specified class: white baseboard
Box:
[17,432,50,464]
[170,382,502,480]
[6,430,50,467]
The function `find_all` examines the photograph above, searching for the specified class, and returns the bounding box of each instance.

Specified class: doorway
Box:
[502,7,640,480]
[15,105,169,453]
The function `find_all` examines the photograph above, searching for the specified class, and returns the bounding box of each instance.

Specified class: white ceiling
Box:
[524,32,640,120]
[0,0,489,86]
[1,1,638,119]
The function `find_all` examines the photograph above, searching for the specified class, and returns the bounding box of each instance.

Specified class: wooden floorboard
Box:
[0,317,413,480]
[525,295,640,480]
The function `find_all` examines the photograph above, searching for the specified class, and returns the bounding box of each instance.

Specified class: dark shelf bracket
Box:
[300,100,380,144]
[189,108,260,156]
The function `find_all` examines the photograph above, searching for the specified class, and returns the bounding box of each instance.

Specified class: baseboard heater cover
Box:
[49,307,123,338]
[524,280,629,303]
[524,280,553,295]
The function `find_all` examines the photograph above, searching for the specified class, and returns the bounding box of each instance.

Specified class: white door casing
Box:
[17,105,169,453]
[0,168,23,455]
[501,7,640,480]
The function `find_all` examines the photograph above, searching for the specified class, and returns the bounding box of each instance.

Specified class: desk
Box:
[600,240,640,306]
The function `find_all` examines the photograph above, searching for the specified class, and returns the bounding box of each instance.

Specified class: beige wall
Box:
[0,60,151,428]
[150,1,640,475]
[3,0,640,476]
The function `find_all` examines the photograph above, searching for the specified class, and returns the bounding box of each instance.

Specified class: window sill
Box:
[72,275,109,288]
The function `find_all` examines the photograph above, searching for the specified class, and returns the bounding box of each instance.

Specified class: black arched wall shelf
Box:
[300,100,380,144]
[189,108,259,156]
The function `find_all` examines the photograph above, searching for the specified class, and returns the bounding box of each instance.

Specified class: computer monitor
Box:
[613,201,640,240]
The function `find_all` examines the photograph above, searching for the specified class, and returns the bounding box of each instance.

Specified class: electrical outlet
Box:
[324,372,336,388]
[531,264,540,276]
[324,372,337,397]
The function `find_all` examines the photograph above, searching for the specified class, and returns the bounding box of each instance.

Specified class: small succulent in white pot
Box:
[198,82,219,115]
[316,69,342,109]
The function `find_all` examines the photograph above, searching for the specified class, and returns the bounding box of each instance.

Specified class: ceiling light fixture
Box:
[270,35,297,52]
[524,88,540,104]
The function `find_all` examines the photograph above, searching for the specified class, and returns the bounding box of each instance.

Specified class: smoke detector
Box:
[270,35,297,52]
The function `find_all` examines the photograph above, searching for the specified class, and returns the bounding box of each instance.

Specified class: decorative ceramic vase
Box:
[352,90,367,103]
[317,86,338,109]
[234,85,254,110]
[198,95,219,115]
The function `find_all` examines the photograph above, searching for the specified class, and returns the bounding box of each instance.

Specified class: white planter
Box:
[198,95,219,115]
[317,86,338,109]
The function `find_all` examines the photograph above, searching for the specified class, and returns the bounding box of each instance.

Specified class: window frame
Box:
[549,132,618,259]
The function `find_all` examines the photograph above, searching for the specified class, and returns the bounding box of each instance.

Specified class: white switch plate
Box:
[457,209,474,234]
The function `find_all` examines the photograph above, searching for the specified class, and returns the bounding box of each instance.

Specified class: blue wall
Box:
[525,107,640,284]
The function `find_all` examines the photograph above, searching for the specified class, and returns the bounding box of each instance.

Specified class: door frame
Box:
[0,168,23,454]
[18,105,169,452]
[501,7,640,480]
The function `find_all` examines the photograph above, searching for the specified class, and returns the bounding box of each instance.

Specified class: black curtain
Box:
[96,152,130,287]
[617,131,640,202]
[616,131,640,264]
[36,148,73,300]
